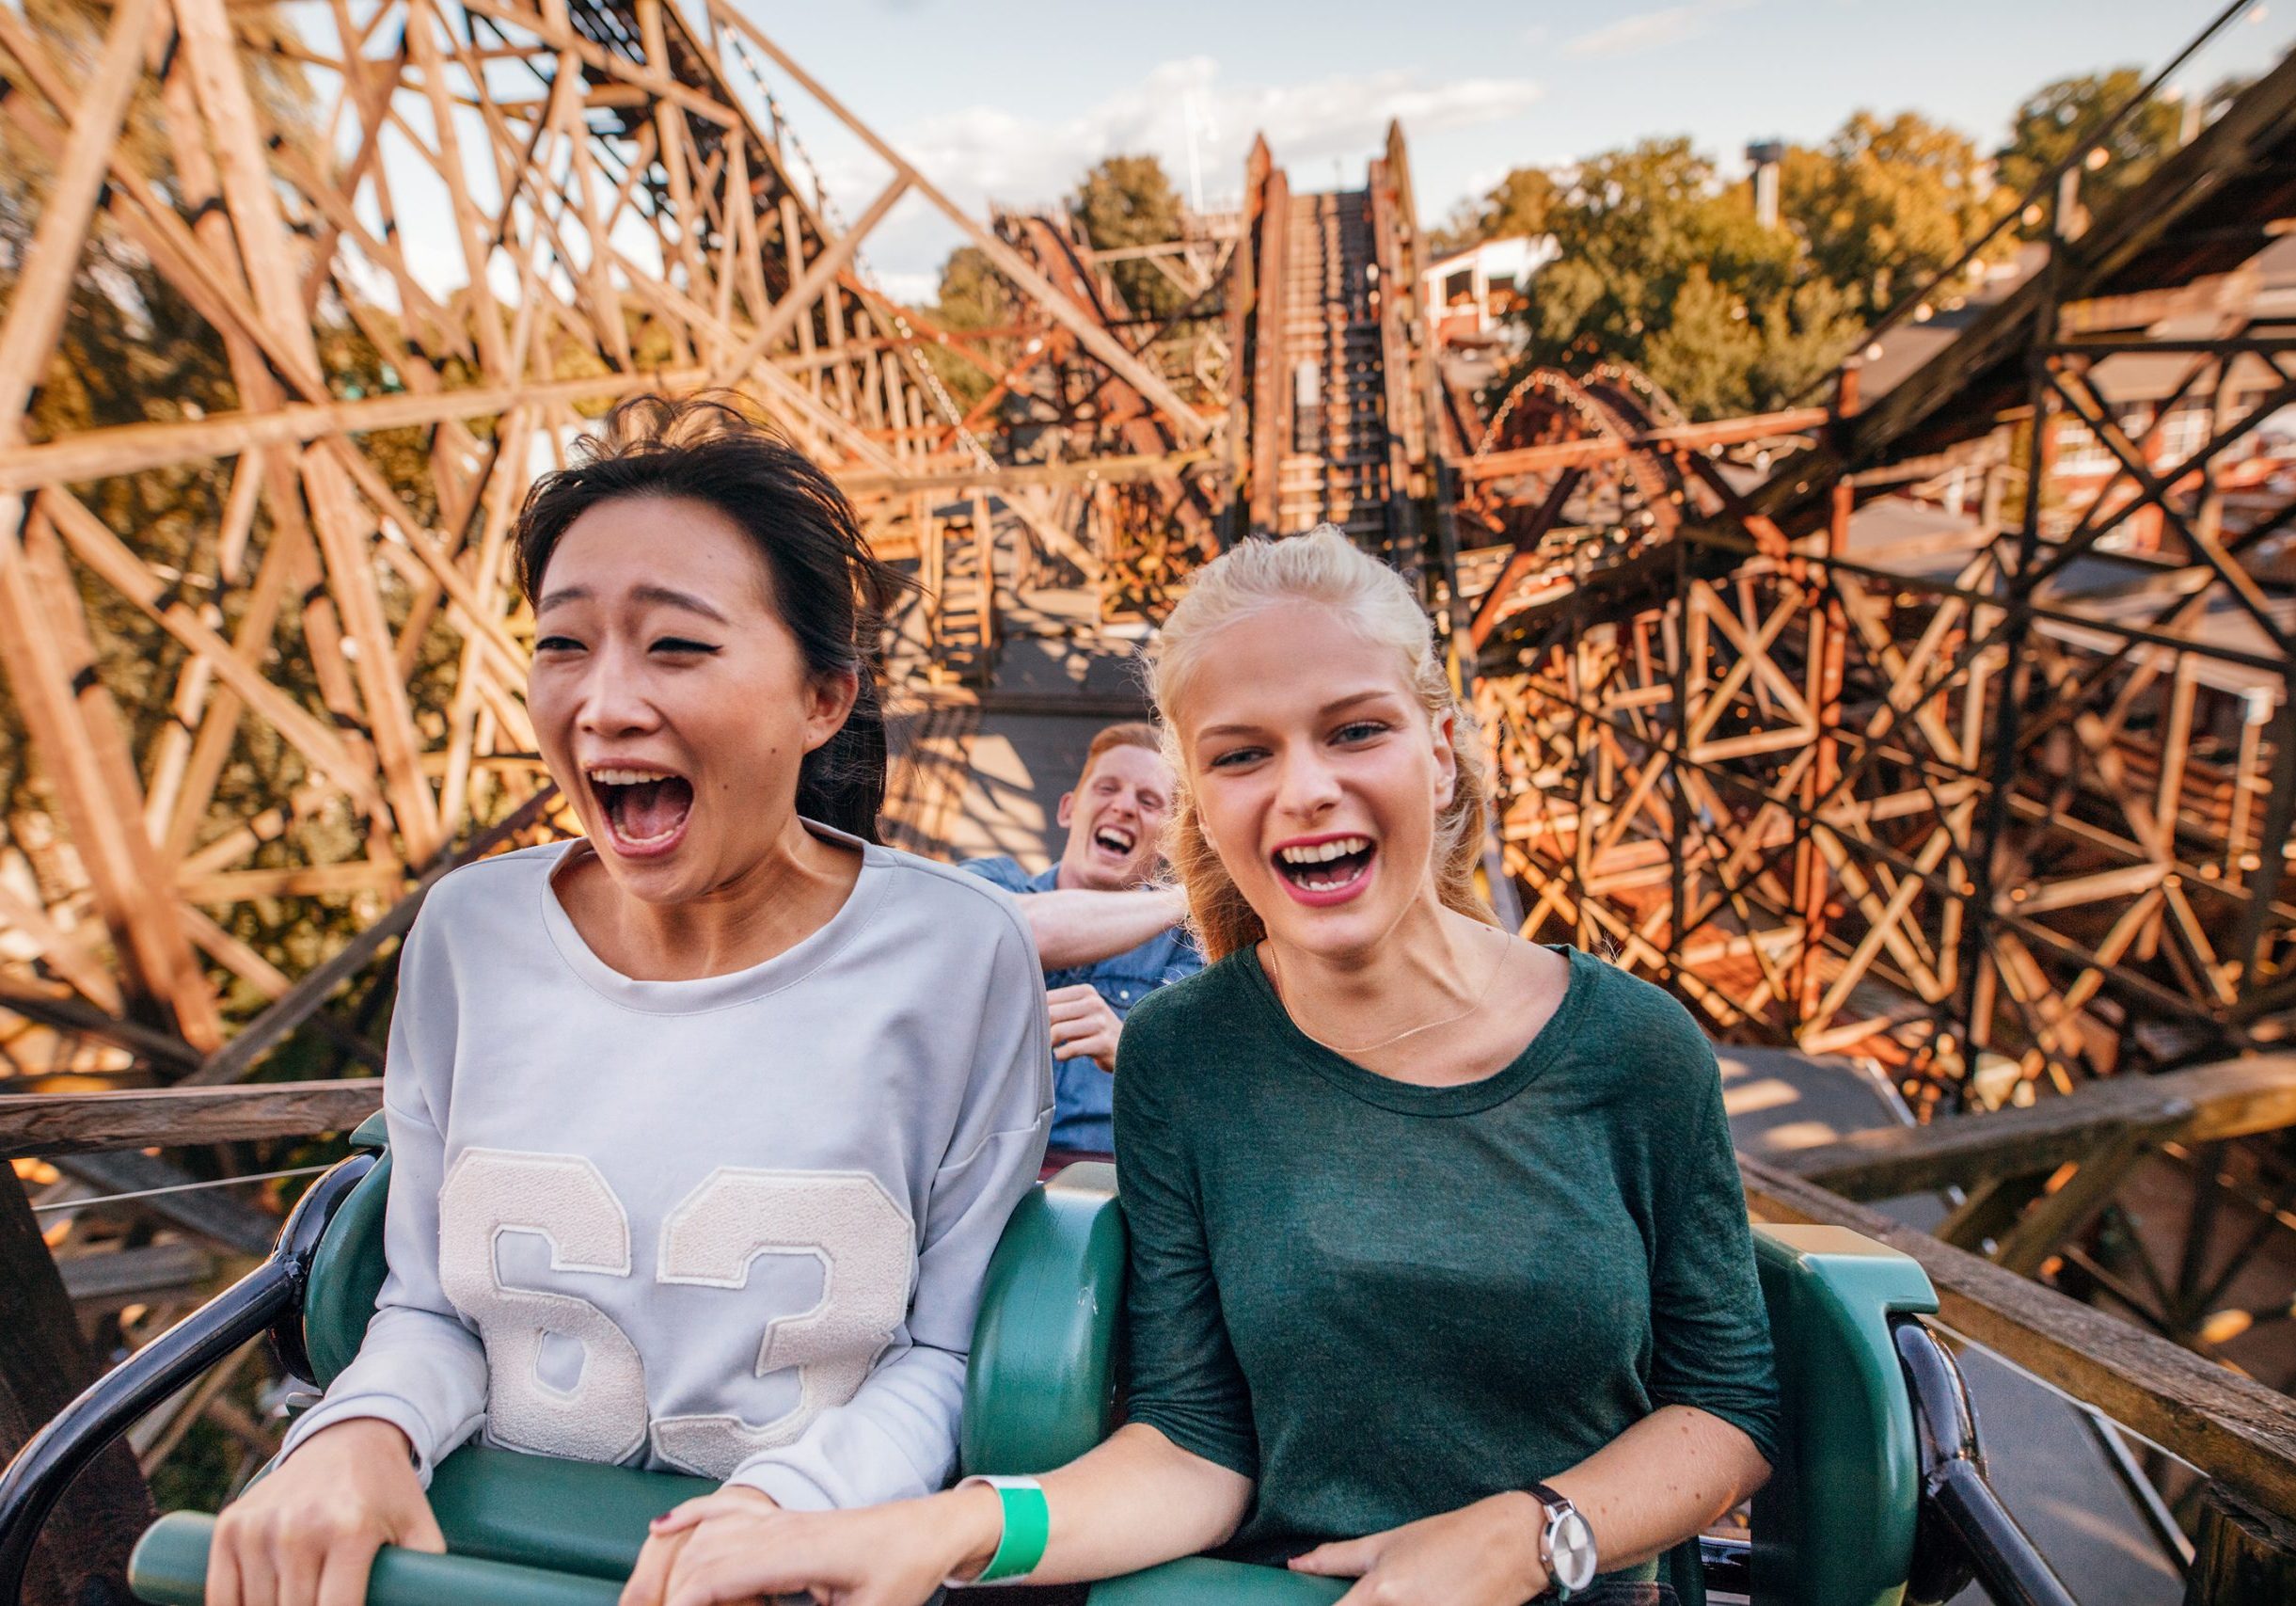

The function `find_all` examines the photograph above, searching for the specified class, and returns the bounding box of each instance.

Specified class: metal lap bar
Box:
[1698,1534,1750,1596]
[1892,1317,2078,1606]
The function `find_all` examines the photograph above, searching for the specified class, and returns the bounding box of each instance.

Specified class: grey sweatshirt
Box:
[278,832,1053,1510]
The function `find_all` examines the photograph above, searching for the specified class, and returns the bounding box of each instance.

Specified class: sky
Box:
[738,0,2290,300]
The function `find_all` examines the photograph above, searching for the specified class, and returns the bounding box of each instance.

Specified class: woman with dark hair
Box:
[200,396,1052,1606]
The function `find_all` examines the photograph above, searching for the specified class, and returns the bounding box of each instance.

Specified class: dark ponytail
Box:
[512,393,908,843]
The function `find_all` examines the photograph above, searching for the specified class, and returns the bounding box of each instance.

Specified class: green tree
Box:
[936,245,1014,332]
[1640,267,1763,419]
[922,244,1015,411]
[1068,154,1186,322]
[1780,110,2002,319]
[1747,277,1868,410]
[1993,69,2180,234]
[1433,166,1560,253]
[1511,135,1885,416]
[1520,138,1794,413]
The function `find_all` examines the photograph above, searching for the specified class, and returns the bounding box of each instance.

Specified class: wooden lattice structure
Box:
[0,0,1227,1079]
[1461,54,2296,1107]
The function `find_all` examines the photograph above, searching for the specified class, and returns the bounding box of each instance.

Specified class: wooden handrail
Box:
[0,1081,382,1160]
[1742,1154,2296,1518]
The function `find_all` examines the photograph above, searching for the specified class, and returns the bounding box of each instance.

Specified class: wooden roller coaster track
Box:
[1462,49,2296,1105]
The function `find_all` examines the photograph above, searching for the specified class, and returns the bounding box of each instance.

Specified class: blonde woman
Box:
[625,526,1778,1606]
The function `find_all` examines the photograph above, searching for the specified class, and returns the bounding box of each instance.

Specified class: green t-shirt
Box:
[1113,942,1781,1566]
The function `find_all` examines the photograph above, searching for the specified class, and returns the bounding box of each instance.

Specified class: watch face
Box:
[1549,1508,1599,1594]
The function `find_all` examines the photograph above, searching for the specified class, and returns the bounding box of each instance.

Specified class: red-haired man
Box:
[963,723,1200,1157]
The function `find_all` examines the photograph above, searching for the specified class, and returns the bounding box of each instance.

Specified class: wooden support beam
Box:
[0,986,201,1074]
[0,0,220,1045]
[998,489,1103,584]
[2186,1485,2296,1606]
[1470,467,1585,648]
[38,490,384,810]
[839,450,1215,499]
[0,1167,152,1606]
[705,1,1213,444]
[185,784,561,1086]
[0,0,159,425]
[1777,1057,2296,1200]
[402,0,513,380]
[1988,1119,2158,1276]
[0,514,220,1047]
[0,366,713,496]
[53,1152,277,1254]
[1246,144,1289,536]
[1460,408,1830,484]
[715,175,910,380]
[0,883,122,1016]
[59,1241,218,1316]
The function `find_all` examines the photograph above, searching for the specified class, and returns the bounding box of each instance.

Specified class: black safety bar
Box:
[1698,1534,1750,1596]
[1691,1322,2077,1606]
[1892,1318,2080,1606]
[0,1153,374,1606]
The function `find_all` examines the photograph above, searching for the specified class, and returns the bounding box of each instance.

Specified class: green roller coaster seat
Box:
[129,1126,1127,1606]
[131,1121,1934,1606]
[1750,1224,1933,1606]
[296,1111,394,1388]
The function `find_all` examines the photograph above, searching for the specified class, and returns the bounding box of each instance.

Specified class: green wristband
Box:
[967,1475,1050,1584]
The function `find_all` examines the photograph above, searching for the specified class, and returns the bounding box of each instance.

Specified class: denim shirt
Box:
[959,857,1203,1153]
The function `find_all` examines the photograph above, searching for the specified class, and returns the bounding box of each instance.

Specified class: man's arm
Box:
[1013,884,1188,970]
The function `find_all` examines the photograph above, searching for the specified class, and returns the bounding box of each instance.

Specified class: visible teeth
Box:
[1278,836,1370,865]
[589,767,675,786]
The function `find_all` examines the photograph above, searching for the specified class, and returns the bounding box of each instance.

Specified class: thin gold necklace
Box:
[1264,926,1514,1057]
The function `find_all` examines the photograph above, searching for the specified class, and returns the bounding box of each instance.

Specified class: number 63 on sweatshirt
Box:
[278,830,1054,1512]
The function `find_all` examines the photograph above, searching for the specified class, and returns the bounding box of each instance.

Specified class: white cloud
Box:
[803,56,1540,289]
[1564,0,1756,58]
[889,56,1541,218]
[869,269,941,305]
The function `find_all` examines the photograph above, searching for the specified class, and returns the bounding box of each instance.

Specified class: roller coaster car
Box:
[0,1116,2050,1606]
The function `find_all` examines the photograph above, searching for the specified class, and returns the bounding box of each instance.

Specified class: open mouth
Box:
[586,764,694,857]
[1090,823,1138,859]
[1273,835,1375,900]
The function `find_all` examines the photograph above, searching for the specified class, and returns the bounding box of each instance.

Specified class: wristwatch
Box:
[1525,1481,1597,1598]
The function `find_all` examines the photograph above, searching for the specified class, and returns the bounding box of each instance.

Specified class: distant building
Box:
[2050,235,2296,557]
[1421,235,1556,348]
[1858,239,2296,564]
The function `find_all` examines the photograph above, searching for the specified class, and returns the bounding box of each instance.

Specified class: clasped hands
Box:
[615,1486,1553,1606]
[618,1482,992,1606]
